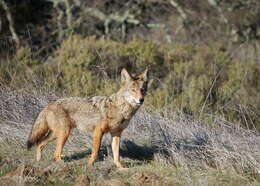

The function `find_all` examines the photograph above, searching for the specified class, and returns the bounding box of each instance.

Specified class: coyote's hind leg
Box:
[53,127,70,161]
[36,132,55,161]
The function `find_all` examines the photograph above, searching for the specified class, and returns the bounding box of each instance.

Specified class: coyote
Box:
[27,68,148,169]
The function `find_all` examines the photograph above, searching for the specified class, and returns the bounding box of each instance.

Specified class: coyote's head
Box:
[120,68,148,107]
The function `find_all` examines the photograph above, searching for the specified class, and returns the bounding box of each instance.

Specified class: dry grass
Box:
[0,87,260,185]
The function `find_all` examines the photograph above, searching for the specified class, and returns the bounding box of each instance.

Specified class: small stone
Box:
[74,174,90,186]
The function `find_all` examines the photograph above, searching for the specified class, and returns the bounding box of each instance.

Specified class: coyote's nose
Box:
[139,98,144,104]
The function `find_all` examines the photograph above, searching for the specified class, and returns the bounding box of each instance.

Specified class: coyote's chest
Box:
[106,102,137,131]
[118,120,130,129]
[108,118,130,131]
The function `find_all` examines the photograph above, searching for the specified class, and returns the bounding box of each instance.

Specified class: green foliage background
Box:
[1,35,259,129]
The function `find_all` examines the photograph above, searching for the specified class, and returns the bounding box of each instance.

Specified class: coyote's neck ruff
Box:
[27,68,148,170]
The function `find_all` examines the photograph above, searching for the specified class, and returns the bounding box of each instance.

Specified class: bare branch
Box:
[168,0,187,21]
[207,0,228,24]
[64,0,73,29]
[0,0,20,46]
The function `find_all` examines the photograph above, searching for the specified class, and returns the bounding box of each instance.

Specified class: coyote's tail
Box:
[27,109,49,149]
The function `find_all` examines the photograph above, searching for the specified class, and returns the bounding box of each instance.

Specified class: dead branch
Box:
[168,0,187,21]
[0,0,20,46]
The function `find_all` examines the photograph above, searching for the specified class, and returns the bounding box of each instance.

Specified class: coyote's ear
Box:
[121,68,132,82]
[138,68,148,82]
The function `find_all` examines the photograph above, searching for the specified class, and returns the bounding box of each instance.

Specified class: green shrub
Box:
[0,36,259,129]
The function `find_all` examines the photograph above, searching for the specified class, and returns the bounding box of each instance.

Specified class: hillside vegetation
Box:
[1,35,260,129]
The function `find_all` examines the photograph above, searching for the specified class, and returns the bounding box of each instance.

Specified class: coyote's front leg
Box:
[88,126,104,166]
[111,131,128,170]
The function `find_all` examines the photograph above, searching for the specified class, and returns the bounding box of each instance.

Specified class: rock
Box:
[0,177,17,186]
[102,178,128,186]
[74,174,90,186]
[2,164,35,178]
[42,160,68,176]
[132,171,161,185]
[0,164,36,186]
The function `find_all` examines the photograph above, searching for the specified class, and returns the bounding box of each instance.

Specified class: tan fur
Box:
[27,68,148,169]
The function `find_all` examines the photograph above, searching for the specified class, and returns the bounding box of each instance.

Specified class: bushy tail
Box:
[27,109,49,149]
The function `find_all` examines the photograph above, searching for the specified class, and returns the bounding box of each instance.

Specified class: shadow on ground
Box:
[120,140,158,161]
[64,140,163,163]
[64,150,91,162]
